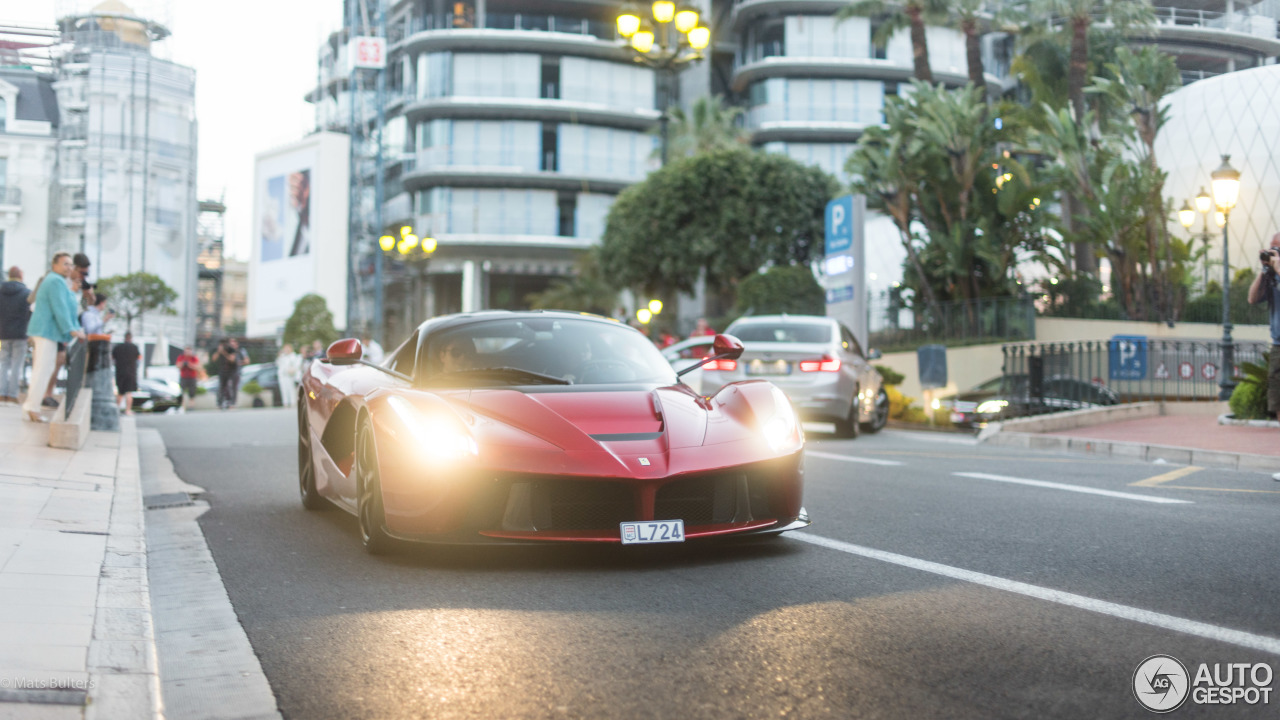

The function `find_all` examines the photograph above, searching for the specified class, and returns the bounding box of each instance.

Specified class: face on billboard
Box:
[260,169,311,262]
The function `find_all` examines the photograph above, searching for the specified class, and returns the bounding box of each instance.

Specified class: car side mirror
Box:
[867,348,882,361]
[712,333,744,360]
[327,338,363,365]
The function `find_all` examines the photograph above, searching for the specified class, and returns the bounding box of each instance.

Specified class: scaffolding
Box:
[195,198,226,347]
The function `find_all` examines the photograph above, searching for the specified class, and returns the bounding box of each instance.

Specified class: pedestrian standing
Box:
[689,317,716,339]
[110,332,141,415]
[23,253,85,422]
[0,266,31,404]
[361,334,384,364]
[276,343,301,407]
[174,345,201,410]
[1247,231,1280,481]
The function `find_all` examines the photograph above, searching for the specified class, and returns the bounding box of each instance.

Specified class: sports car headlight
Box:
[975,399,1008,415]
[387,396,478,463]
[761,386,802,452]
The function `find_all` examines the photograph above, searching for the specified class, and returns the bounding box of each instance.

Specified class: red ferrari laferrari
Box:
[297,311,808,553]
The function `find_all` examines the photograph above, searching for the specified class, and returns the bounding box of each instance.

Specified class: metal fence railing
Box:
[1001,339,1270,412]
[63,339,89,421]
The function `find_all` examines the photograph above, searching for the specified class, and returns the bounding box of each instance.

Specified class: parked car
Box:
[130,377,183,413]
[189,363,282,410]
[941,374,1120,427]
[698,315,888,438]
[660,336,716,394]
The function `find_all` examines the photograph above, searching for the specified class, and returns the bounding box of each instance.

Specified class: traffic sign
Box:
[824,196,853,255]
[1201,362,1217,380]
[1155,363,1169,379]
[1178,361,1193,379]
[1109,335,1148,380]
[825,285,854,304]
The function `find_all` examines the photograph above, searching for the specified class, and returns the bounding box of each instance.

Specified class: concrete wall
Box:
[873,317,1271,403]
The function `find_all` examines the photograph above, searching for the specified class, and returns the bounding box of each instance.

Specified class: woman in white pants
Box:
[23,254,83,421]
[276,344,302,407]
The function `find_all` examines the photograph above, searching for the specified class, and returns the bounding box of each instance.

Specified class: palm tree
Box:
[1018,0,1154,120]
[953,0,990,93]
[845,101,940,311]
[1089,46,1180,319]
[664,96,748,159]
[837,0,950,84]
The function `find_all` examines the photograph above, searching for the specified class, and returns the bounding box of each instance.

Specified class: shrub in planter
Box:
[243,379,266,408]
[1228,379,1267,420]
[1231,350,1271,420]
[874,364,905,386]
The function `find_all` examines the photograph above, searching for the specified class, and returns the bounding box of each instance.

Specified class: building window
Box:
[870,20,888,59]
[0,98,6,133]
[541,58,560,100]
[558,193,575,237]
[542,124,558,172]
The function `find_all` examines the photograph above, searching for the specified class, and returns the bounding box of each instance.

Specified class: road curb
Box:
[85,416,164,720]
[981,430,1280,473]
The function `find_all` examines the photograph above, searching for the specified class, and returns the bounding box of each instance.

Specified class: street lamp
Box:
[616,1,710,164]
[379,226,436,336]
[1195,186,1213,287]
[1210,155,1241,400]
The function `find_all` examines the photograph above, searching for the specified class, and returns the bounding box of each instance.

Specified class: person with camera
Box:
[1248,234,1280,478]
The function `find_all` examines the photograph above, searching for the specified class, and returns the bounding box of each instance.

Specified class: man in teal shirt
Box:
[24,253,85,422]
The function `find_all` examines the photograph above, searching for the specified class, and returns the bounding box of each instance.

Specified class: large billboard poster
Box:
[261,169,312,261]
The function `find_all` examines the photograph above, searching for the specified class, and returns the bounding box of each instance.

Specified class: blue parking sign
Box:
[825,196,853,255]
[1109,335,1148,380]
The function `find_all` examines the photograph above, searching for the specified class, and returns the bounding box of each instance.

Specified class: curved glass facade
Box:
[747,77,884,125]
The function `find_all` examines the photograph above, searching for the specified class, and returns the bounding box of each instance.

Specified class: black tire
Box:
[356,419,393,555]
[297,400,326,510]
[833,386,860,439]
[860,388,890,434]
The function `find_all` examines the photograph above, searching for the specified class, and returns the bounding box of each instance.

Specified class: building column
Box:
[461,259,484,312]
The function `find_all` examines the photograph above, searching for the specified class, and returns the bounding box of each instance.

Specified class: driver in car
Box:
[561,336,594,383]
[437,337,477,374]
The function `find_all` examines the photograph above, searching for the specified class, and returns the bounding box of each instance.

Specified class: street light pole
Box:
[615,1,711,165]
[1210,156,1242,401]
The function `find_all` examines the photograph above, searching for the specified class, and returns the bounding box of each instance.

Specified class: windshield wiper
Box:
[437,367,571,386]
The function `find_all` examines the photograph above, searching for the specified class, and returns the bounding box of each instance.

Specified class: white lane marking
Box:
[793,532,1280,656]
[806,450,904,467]
[954,472,1192,505]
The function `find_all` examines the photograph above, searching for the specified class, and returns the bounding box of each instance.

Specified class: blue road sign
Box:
[1109,335,1148,380]
[825,196,854,255]
[826,285,854,304]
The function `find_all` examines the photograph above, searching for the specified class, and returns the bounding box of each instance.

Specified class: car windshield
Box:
[728,322,832,343]
[420,317,678,387]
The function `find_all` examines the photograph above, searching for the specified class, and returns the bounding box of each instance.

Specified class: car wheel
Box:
[833,386,860,439]
[356,419,393,555]
[297,400,326,511]
[860,388,889,434]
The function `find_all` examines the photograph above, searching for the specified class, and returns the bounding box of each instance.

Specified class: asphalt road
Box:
[141,409,1280,719]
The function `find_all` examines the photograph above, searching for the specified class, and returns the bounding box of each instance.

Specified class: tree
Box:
[953,0,990,93]
[664,95,748,159]
[283,294,339,349]
[736,265,825,316]
[836,0,950,84]
[96,272,178,333]
[525,248,619,315]
[600,148,837,307]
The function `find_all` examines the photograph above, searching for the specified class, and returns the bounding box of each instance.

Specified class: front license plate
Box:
[620,520,685,545]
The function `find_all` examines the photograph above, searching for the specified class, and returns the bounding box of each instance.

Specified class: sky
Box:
[10,0,345,261]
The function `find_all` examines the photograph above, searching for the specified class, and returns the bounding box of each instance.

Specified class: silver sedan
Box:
[699,315,887,438]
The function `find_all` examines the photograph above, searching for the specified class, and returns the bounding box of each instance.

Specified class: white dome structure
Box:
[1158,64,1280,272]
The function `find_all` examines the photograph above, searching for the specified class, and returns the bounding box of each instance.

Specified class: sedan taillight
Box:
[703,359,738,372]
[798,356,841,372]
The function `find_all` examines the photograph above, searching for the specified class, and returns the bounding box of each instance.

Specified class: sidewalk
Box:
[0,403,160,719]
[981,402,1280,473]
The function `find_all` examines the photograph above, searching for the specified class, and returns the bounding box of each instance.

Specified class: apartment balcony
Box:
[1087,6,1280,58]
[402,164,634,195]
[396,27,628,64]
[732,55,977,93]
[402,96,659,131]
[383,191,412,226]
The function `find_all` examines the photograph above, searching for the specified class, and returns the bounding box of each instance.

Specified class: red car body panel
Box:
[298,312,808,545]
